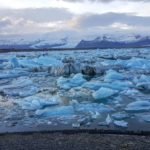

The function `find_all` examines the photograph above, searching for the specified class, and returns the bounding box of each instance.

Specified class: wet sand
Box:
[0,132,150,150]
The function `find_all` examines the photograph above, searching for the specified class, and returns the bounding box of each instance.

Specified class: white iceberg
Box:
[106,114,113,125]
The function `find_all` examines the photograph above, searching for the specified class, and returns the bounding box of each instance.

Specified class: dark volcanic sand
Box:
[0,132,150,150]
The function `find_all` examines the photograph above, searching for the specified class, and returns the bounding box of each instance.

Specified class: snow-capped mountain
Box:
[0,33,150,49]
[76,35,150,49]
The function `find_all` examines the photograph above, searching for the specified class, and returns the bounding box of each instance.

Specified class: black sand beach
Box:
[0,132,150,150]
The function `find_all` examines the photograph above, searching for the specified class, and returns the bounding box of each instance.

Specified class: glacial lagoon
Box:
[0,48,150,133]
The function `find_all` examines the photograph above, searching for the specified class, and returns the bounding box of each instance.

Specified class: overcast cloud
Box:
[0,0,149,36]
[60,0,150,2]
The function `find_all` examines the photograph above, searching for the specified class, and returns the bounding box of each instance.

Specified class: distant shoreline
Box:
[0,46,150,53]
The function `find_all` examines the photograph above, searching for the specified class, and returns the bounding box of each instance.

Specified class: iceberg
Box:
[140,114,150,122]
[106,114,112,125]
[36,106,75,117]
[70,73,87,86]
[57,77,70,90]
[11,57,20,68]
[104,70,124,81]
[126,58,150,69]
[57,73,86,90]
[82,81,102,90]
[19,59,40,69]
[108,81,133,91]
[75,103,114,114]
[92,87,118,100]
[136,82,150,93]
[68,87,92,99]
[112,112,129,120]
[114,120,128,128]
[136,75,150,83]
[0,77,38,97]
[16,96,59,110]
[0,69,28,79]
[34,56,62,67]
[2,86,38,98]
[125,100,150,112]
[83,81,133,91]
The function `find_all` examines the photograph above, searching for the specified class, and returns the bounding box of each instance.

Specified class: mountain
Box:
[0,33,150,49]
[76,35,150,49]
[0,32,79,49]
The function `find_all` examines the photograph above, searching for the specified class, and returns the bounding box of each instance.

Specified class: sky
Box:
[0,0,150,37]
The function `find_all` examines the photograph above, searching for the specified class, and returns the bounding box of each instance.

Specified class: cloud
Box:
[0,18,12,28]
[59,0,150,2]
[0,7,150,35]
[0,7,73,23]
[72,13,150,28]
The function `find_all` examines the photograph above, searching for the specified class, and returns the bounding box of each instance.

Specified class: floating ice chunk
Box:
[91,111,100,119]
[75,103,114,114]
[140,114,150,122]
[121,89,139,96]
[110,81,133,91]
[137,75,150,83]
[114,120,128,128]
[70,73,87,86]
[0,69,28,79]
[34,56,63,67]
[136,82,150,93]
[19,59,39,69]
[105,70,124,81]
[3,86,38,98]
[112,112,129,120]
[83,81,133,91]
[57,77,70,90]
[36,106,74,117]
[92,87,118,100]
[17,96,59,110]
[0,77,38,97]
[125,100,150,112]
[106,114,112,125]
[126,58,150,69]
[72,123,80,128]
[98,122,108,126]
[11,57,20,68]
[82,81,102,90]
[0,77,33,89]
[68,87,93,99]
[57,73,86,90]
[77,117,91,126]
